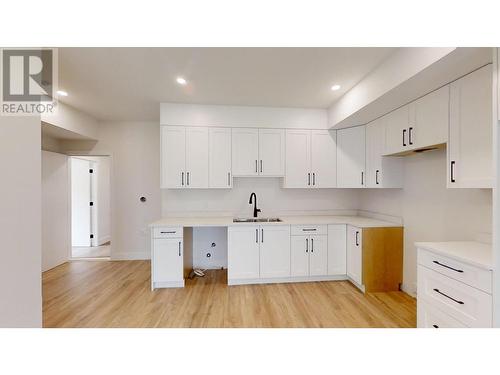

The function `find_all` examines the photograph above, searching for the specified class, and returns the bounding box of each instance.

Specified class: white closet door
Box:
[448,64,493,188]
[71,157,92,247]
[209,127,232,188]
[310,130,337,188]
[185,127,209,188]
[258,129,285,176]
[284,129,311,188]
[232,128,259,176]
[337,126,366,188]
[161,126,186,188]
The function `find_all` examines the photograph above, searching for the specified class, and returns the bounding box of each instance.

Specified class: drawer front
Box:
[417,265,492,327]
[418,248,492,293]
[417,300,467,328]
[153,226,183,239]
[291,225,327,236]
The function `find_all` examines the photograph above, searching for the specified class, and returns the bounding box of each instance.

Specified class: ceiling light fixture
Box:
[57,90,68,96]
[331,84,341,91]
[176,77,187,85]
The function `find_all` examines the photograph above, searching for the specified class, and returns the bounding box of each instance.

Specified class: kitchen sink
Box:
[233,217,282,223]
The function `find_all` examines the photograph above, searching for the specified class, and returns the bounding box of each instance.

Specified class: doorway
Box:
[70,156,111,259]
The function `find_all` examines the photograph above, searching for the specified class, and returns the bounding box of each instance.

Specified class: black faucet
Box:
[249,192,261,218]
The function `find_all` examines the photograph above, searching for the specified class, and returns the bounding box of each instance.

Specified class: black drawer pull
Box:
[302,228,317,232]
[432,260,463,273]
[432,324,439,328]
[160,231,176,234]
[433,288,464,305]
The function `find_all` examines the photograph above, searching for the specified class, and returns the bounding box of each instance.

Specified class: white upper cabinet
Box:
[337,126,366,188]
[185,127,209,188]
[311,130,337,188]
[232,128,285,177]
[161,126,186,189]
[284,129,337,188]
[232,128,259,176]
[409,85,449,151]
[285,129,311,188]
[448,64,493,188]
[384,85,449,155]
[209,127,232,188]
[365,118,403,188]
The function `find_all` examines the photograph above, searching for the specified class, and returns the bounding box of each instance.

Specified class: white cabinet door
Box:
[185,127,209,188]
[337,126,366,188]
[384,106,409,155]
[153,238,184,283]
[448,64,493,188]
[232,128,259,176]
[346,225,362,286]
[209,127,232,188]
[309,235,328,276]
[410,85,449,151]
[228,226,260,280]
[284,129,311,188]
[311,130,337,188]
[365,118,403,188]
[259,129,285,176]
[327,224,347,275]
[291,235,309,277]
[161,126,186,188]
[259,225,291,278]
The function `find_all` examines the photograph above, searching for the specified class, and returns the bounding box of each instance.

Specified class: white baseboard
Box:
[98,235,111,246]
[152,280,184,289]
[112,251,150,260]
[228,274,348,286]
[401,282,417,297]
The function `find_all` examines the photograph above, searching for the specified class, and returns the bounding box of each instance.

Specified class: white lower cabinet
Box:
[346,225,362,286]
[151,227,184,289]
[309,235,328,276]
[291,225,328,277]
[228,225,290,281]
[327,225,347,275]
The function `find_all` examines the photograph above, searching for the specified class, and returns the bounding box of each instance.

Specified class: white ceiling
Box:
[58,47,396,121]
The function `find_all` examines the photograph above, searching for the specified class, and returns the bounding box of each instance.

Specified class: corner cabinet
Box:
[448,64,493,188]
[161,126,209,189]
[337,126,366,188]
[232,128,285,177]
[346,225,403,292]
[284,129,337,188]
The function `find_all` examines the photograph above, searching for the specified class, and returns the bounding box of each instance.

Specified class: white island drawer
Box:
[418,248,492,293]
[291,225,327,236]
[417,265,492,328]
[153,226,183,239]
[417,300,467,328]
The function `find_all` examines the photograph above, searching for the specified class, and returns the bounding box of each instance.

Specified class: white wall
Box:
[42,151,70,271]
[192,227,227,269]
[359,149,493,295]
[61,121,161,260]
[0,116,42,327]
[41,101,99,140]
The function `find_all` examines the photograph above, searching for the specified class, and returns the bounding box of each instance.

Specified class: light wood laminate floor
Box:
[42,260,416,328]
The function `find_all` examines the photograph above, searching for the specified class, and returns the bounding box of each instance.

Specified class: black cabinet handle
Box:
[433,288,464,305]
[376,170,380,185]
[432,324,439,328]
[160,231,176,234]
[450,161,456,183]
[255,160,258,173]
[355,231,359,246]
[261,228,264,243]
[361,171,364,186]
[302,228,317,232]
[228,172,231,186]
[432,260,463,273]
[187,172,190,186]
[313,173,316,186]
[403,129,407,147]
[307,173,311,186]
[306,238,308,253]
[260,160,263,173]
[409,127,413,145]
[255,229,258,243]
[178,241,181,257]
[311,238,314,253]
[181,172,184,186]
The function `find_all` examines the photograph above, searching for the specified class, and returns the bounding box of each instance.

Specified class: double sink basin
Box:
[233,217,282,223]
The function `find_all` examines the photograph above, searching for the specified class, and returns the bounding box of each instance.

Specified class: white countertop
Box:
[415,241,493,270]
[150,215,401,229]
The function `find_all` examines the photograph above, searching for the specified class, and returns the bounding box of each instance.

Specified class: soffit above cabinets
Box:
[329,47,493,130]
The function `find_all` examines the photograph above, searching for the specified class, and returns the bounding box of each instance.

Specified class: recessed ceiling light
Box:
[57,90,68,96]
[176,77,187,85]
[331,84,341,91]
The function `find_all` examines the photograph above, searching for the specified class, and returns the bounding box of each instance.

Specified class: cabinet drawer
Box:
[418,248,492,293]
[417,300,467,328]
[417,266,492,328]
[291,225,327,236]
[153,227,183,239]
